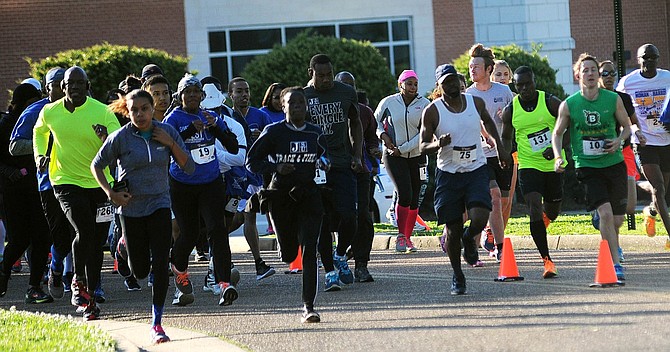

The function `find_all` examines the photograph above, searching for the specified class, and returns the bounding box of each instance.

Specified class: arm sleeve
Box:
[209,117,239,155]
[33,109,50,157]
[92,134,116,170]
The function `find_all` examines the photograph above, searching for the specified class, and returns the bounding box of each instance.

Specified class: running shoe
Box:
[405,237,418,253]
[542,257,558,279]
[643,206,656,237]
[125,276,142,291]
[25,286,53,304]
[591,211,600,230]
[301,307,321,323]
[171,266,194,306]
[231,265,240,286]
[63,272,73,293]
[618,247,625,263]
[324,270,341,292]
[333,253,354,284]
[614,263,625,281]
[195,251,208,262]
[255,260,276,281]
[354,262,374,283]
[150,325,170,345]
[171,287,194,306]
[395,234,407,253]
[218,282,238,306]
[203,271,222,295]
[496,249,502,263]
[83,303,100,321]
[439,233,447,254]
[450,274,466,295]
[11,259,22,273]
[94,283,106,304]
[462,227,482,267]
[116,255,132,278]
[70,279,90,307]
[481,227,495,252]
[48,268,64,299]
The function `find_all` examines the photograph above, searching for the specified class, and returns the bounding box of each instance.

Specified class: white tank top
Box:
[435,94,487,173]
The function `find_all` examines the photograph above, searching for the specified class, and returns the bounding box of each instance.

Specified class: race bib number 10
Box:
[582,137,606,156]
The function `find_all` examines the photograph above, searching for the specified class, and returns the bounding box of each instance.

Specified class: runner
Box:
[92,89,194,344]
[420,64,510,295]
[465,44,514,263]
[247,86,328,323]
[552,53,632,280]
[501,66,564,278]
[304,54,363,291]
[33,66,121,320]
[375,69,431,253]
[617,44,670,241]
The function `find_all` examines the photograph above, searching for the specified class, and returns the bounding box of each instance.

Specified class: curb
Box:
[90,319,245,352]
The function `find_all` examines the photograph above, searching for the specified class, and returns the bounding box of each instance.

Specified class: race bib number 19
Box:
[191,144,216,164]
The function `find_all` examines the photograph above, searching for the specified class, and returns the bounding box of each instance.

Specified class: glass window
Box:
[377,46,390,64]
[394,45,411,77]
[230,29,281,51]
[286,26,336,41]
[340,22,388,42]
[232,55,257,77]
[210,57,228,85]
[209,31,227,52]
[392,20,409,41]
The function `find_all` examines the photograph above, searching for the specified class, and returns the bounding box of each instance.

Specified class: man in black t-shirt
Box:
[304,54,363,291]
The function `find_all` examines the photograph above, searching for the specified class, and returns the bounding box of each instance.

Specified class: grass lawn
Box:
[0,307,115,352]
[375,212,667,237]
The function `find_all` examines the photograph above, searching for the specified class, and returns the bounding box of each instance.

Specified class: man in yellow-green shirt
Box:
[33,66,120,321]
[501,66,565,279]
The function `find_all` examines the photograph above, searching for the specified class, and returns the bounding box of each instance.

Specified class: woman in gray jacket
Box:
[375,70,431,252]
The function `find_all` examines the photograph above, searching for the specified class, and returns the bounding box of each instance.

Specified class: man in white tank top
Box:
[420,64,511,295]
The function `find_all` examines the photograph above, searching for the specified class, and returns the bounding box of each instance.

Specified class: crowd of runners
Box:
[0,42,669,344]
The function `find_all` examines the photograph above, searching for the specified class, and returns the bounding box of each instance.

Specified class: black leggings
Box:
[268,187,322,309]
[353,172,374,263]
[40,189,74,272]
[169,177,232,283]
[119,208,171,307]
[383,155,422,208]
[2,187,50,287]
[53,185,109,293]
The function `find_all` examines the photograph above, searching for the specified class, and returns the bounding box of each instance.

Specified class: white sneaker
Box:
[203,270,221,295]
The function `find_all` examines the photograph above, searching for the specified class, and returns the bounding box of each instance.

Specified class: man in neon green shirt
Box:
[501,66,565,279]
[552,54,632,281]
[33,66,120,320]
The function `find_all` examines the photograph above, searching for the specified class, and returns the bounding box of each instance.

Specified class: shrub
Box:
[452,43,567,99]
[26,42,190,102]
[241,33,396,108]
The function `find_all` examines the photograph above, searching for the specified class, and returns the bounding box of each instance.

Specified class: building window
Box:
[207,18,412,83]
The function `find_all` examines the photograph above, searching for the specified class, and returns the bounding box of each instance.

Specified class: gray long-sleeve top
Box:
[92,120,194,217]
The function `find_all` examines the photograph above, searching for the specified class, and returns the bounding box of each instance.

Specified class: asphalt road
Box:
[2,247,670,352]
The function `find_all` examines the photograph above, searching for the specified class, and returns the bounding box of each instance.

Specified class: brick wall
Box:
[570,0,670,77]
[0,0,186,107]
[433,0,475,66]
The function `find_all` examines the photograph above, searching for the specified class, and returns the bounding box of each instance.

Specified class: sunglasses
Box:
[600,70,617,77]
[639,55,659,61]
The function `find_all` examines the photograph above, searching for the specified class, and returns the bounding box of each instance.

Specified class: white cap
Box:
[201,83,225,109]
[22,77,41,92]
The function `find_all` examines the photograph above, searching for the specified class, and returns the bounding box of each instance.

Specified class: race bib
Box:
[527,128,551,152]
[645,116,665,133]
[582,137,606,156]
[225,198,240,213]
[314,169,327,185]
[452,145,477,166]
[96,203,114,223]
[190,143,216,164]
[419,166,427,181]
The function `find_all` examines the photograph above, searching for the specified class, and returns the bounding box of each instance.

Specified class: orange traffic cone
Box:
[494,237,524,282]
[416,215,431,231]
[285,246,303,274]
[590,239,624,287]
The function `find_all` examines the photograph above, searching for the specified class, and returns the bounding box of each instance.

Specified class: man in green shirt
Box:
[552,54,632,281]
[33,66,120,320]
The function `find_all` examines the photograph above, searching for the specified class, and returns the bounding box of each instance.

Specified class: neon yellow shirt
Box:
[34,97,120,188]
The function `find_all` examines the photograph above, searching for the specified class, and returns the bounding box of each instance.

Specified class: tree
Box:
[453,43,567,99]
[241,33,396,108]
[26,42,190,102]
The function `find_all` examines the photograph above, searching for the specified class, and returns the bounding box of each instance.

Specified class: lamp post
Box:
[614,0,625,75]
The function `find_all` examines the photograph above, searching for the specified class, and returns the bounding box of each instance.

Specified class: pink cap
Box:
[398,70,418,83]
